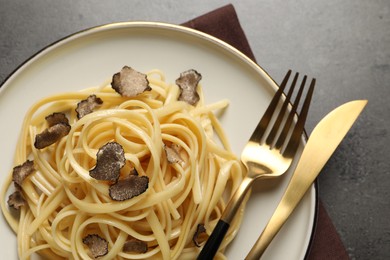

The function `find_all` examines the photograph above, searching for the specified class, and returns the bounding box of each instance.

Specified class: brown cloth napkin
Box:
[182,4,349,260]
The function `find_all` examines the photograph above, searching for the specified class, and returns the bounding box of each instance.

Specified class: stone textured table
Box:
[1,1,389,259]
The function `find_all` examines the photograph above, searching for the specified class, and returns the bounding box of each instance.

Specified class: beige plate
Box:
[0,22,316,259]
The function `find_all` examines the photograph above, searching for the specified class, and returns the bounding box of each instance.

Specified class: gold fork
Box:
[197,70,315,260]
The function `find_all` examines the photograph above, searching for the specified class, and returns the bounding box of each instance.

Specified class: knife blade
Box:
[245,99,367,259]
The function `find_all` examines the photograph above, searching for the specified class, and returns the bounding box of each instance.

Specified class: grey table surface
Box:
[0,0,389,259]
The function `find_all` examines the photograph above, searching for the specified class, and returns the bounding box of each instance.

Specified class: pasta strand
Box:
[0,69,247,259]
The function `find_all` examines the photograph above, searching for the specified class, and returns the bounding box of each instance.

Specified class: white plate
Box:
[0,22,316,259]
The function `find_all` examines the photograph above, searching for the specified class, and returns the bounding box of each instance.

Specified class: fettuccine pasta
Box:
[0,68,247,260]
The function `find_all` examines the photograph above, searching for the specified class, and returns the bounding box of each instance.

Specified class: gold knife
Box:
[245,100,367,259]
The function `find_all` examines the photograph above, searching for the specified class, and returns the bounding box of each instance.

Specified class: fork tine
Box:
[250,70,292,143]
[265,72,299,146]
[274,75,307,149]
[198,71,314,260]
[283,78,315,158]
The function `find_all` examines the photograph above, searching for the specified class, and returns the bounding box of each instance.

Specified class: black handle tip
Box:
[197,220,230,260]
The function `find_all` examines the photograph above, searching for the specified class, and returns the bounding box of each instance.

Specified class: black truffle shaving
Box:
[12,160,35,186]
[34,123,71,149]
[111,66,151,97]
[7,189,26,210]
[76,95,103,119]
[89,142,126,182]
[129,167,138,176]
[109,175,149,201]
[82,234,109,258]
[193,223,207,247]
[176,69,202,105]
[45,112,69,127]
[163,143,183,164]
[123,238,148,253]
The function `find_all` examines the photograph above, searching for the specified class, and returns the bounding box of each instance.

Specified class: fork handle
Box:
[197,177,254,260]
[197,220,230,260]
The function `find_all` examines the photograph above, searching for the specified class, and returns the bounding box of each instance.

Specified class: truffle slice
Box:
[123,239,148,253]
[109,175,149,201]
[45,112,69,127]
[192,223,207,247]
[163,143,183,164]
[111,66,151,97]
[176,69,202,105]
[76,95,103,119]
[12,160,35,186]
[129,167,138,176]
[7,189,26,210]
[82,234,108,258]
[89,142,126,182]
[34,123,71,149]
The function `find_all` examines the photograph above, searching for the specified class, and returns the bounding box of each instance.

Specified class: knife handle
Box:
[245,161,315,259]
[197,220,230,260]
[245,203,292,259]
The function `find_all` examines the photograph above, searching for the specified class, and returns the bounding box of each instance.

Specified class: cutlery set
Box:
[198,71,367,260]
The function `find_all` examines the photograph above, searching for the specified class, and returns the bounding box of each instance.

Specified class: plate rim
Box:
[0,21,318,259]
